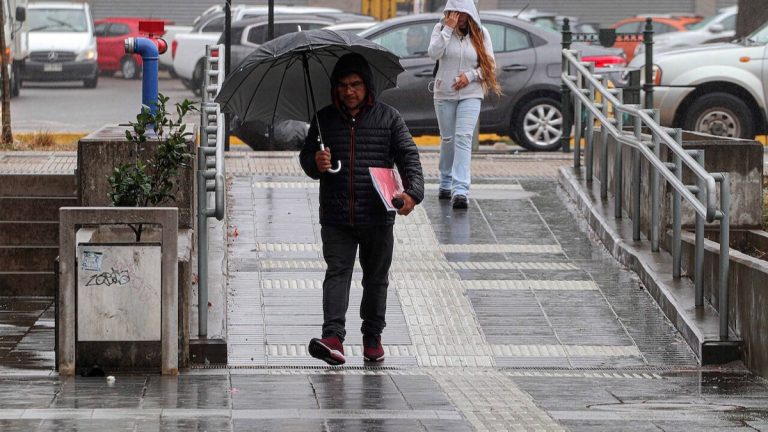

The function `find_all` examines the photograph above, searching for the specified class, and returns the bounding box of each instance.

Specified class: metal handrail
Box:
[197,44,226,338]
[563,50,718,221]
[562,48,732,339]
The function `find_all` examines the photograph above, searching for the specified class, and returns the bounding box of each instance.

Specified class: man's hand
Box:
[444,11,459,29]
[395,193,416,216]
[452,73,470,90]
[315,148,331,173]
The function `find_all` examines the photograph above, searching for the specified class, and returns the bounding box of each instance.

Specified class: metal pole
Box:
[632,114,641,241]
[268,0,274,40]
[643,18,654,110]
[613,93,624,218]
[651,109,661,251]
[585,63,595,182]
[672,129,683,278]
[573,55,582,169]
[717,173,730,339]
[197,151,208,338]
[694,150,705,307]
[560,18,572,153]
[224,0,231,151]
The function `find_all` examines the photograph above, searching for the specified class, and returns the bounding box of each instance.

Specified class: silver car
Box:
[635,6,737,57]
[629,20,768,138]
[360,13,624,151]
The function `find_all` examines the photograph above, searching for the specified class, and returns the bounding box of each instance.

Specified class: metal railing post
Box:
[600,76,609,199]
[693,149,705,307]
[613,94,624,219]
[573,52,582,168]
[561,18,572,153]
[632,114,641,240]
[672,128,683,278]
[651,109,661,252]
[585,63,596,182]
[643,18,654,110]
[197,151,208,338]
[716,173,730,339]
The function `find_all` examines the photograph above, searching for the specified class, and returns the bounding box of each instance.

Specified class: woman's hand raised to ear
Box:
[444,11,460,29]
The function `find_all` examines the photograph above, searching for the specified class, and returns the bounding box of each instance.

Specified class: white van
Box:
[23,2,98,88]
[3,0,28,97]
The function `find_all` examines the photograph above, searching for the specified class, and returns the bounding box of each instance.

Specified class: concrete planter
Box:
[680,229,768,379]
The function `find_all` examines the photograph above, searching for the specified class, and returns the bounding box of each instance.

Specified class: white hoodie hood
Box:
[443,0,481,27]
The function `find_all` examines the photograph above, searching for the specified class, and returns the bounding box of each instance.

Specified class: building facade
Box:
[87,0,737,26]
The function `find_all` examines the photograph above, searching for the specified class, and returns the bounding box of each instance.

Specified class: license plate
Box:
[43,63,62,72]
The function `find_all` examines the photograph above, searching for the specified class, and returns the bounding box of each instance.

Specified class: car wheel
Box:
[191,59,205,97]
[513,97,563,151]
[121,56,140,80]
[683,92,754,139]
[10,68,19,97]
[84,76,98,89]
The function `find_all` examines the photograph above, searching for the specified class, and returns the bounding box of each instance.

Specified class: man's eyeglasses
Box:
[336,80,365,92]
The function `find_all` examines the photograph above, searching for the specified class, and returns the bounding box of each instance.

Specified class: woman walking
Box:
[428,0,500,209]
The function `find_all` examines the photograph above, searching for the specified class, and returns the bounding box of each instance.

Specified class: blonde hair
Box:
[467,19,501,97]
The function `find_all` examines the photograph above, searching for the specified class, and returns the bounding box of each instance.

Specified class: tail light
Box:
[211,48,219,58]
[4,47,10,64]
[171,40,178,59]
[583,55,627,68]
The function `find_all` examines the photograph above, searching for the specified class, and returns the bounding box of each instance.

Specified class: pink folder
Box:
[369,167,404,212]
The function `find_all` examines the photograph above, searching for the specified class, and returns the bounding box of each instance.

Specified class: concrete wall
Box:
[77,124,196,229]
[680,230,768,379]
[592,129,763,244]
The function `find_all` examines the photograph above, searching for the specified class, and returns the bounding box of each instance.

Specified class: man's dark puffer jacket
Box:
[299,101,425,227]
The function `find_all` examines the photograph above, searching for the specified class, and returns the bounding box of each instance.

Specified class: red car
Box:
[94,17,172,79]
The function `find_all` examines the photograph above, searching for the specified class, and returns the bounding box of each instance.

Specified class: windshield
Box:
[685,15,716,30]
[28,9,88,32]
[747,20,768,44]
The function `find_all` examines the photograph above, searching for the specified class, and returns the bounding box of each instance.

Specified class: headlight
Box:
[76,48,97,61]
[638,65,662,86]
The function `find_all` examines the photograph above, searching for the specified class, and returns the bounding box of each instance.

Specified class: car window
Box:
[304,22,329,31]
[484,23,530,52]
[273,23,300,38]
[107,23,130,37]
[93,22,108,37]
[653,22,677,34]
[616,22,641,33]
[246,24,267,45]
[370,23,432,58]
[720,15,736,31]
[201,16,225,33]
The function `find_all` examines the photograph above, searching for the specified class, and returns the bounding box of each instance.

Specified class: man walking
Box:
[299,53,424,365]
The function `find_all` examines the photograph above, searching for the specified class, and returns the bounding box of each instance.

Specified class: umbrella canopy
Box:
[215,29,404,125]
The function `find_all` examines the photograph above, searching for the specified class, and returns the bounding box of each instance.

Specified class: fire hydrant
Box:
[124,21,168,115]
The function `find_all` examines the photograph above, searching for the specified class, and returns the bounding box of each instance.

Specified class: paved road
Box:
[11,74,200,133]
[1,152,767,431]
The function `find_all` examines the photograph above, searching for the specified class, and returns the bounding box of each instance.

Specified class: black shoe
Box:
[452,195,468,209]
[438,188,451,200]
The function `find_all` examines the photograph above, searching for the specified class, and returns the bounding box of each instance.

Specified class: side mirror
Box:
[15,6,25,22]
[709,23,724,34]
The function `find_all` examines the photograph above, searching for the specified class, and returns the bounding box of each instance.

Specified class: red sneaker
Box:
[363,334,385,362]
[308,336,346,365]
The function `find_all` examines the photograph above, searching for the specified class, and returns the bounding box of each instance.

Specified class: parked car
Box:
[173,5,373,95]
[323,21,378,35]
[610,14,703,61]
[486,9,597,34]
[358,12,625,150]
[23,1,98,88]
[94,17,173,79]
[628,21,768,139]
[635,6,737,57]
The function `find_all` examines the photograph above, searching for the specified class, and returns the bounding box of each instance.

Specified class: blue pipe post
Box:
[125,37,160,115]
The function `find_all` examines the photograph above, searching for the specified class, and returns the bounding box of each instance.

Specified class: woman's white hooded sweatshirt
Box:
[427,0,495,100]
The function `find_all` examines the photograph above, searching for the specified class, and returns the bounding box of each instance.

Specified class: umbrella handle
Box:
[318,138,341,174]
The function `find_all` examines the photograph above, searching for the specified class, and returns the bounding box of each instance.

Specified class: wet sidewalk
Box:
[1,151,768,431]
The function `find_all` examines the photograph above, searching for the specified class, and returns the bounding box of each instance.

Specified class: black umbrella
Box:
[215,29,404,172]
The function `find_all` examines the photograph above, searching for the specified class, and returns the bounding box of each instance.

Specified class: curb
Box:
[558,166,741,364]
